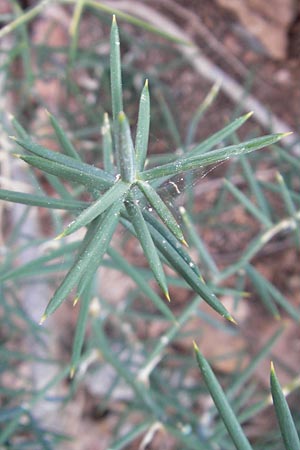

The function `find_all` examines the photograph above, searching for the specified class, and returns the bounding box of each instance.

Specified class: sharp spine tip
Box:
[227,315,237,325]
[54,231,66,241]
[165,292,171,302]
[39,314,47,325]
[182,238,189,247]
[193,340,199,351]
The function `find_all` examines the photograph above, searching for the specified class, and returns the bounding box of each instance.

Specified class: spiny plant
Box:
[5,16,289,337]
[1,9,300,450]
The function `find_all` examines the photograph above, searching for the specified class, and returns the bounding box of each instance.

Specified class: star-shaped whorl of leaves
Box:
[6,16,288,325]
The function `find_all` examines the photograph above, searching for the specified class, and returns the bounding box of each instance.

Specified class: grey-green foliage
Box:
[1,6,300,450]
[3,17,287,331]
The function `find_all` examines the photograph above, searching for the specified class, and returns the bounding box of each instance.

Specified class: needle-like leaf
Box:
[70,281,93,378]
[11,136,114,186]
[0,241,80,282]
[108,247,176,322]
[270,362,300,450]
[224,178,273,228]
[143,209,201,277]
[102,112,114,173]
[135,79,150,172]
[188,112,253,157]
[56,179,130,239]
[140,133,289,181]
[40,199,123,322]
[147,221,234,322]
[69,0,85,64]
[118,111,136,182]
[110,15,123,129]
[0,188,87,211]
[246,264,280,319]
[125,195,170,301]
[47,110,81,161]
[9,114,28,139]
[194,343,253,450]
[276,171,300,248]
[16,153,112,191]
[137,179,186,244]
[185,82,220,149]
[180,206,219,275]
[240,155,272,221]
